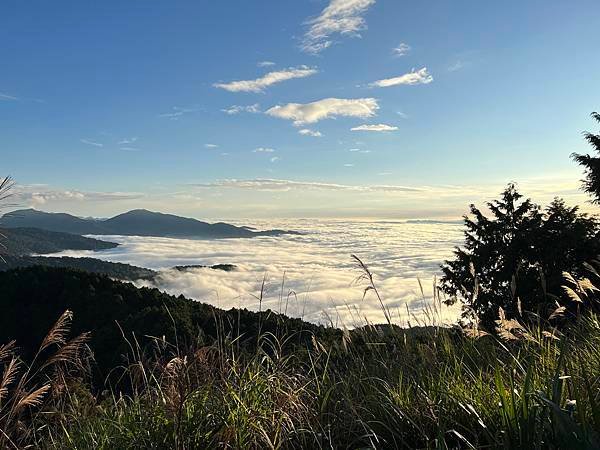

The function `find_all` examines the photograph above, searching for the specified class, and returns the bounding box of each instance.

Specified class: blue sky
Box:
[1,0,599,219]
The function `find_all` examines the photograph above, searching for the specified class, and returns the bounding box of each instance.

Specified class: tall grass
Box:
[3,267,600,449]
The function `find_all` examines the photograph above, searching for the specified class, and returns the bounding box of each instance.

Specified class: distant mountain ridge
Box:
[1,209,296,238]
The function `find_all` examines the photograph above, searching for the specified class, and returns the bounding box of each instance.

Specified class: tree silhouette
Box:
[572,112,600,203]
[440,184,600,327]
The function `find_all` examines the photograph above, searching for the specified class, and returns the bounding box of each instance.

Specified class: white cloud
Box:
[370,67,433,87]
[222,103,261,115]
[253,147,275,153]
[266,97,378,125]
[349,148,371,153]
[298,128,323,137]
[344,163,355,167]
[80,138,103,147]
[257,61,276,67]
[270,156,281,163]
[120,147,140,152]
[392,42,411,57]
[205,143,219,149]
[214,66,317,93]
[351,124,398,132]
[302,0,376,54]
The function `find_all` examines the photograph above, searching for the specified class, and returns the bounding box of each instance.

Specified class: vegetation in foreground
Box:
[0,269,599,449]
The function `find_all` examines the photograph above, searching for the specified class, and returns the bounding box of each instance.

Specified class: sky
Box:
[2,0,600,219]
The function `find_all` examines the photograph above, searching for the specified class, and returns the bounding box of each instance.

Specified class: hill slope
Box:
[0,266,327,374]
[1,208,296,238]
[0,227,118,256]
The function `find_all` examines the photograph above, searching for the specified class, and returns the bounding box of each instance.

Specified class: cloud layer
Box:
[302,0,376,54]
[214,66,317,93]
[51,219,463,326]
[266,97,378,125]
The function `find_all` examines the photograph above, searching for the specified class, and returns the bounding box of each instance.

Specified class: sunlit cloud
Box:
[270,156,281,163]
[351,124,397,132]
[266,97,378,125]
[222,103,261,115]
[257,61,276,67]
[214,66,317,93]
[205,143,219,149]
[302,0,376,54]
[80,138,103,147]
[392,42,411,57]
[370,67,433,87]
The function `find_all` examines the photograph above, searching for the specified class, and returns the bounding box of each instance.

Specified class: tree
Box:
[440,184,600,327]
[572,112,600,203]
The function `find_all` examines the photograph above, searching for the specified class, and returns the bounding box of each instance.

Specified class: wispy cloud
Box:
[0,92,18,101]
[120,147,140,152]
[214,66,317,93]
[270,156,281,163]
[370,68,433,87]
[448,60,465,72]
[349,148,371,153]
[191,178,424,193]
[257,61,276,67]
[266,97,378,125]
[222,103,261,115]
[205,143,219,149]
[118,137,138,145]
[392,42,411,57]
[351,124,397,132]
[253,147,275,153]
[159,106,197,120]
[13,185,144,206]
[80,138,104,147]
[298,128,323,137]
[343,163,355,167]
[302,0,376,54]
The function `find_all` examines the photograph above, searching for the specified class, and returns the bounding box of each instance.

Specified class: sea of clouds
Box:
[51,219,465,327]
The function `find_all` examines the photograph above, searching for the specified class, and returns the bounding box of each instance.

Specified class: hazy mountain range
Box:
[0,208,296,238]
